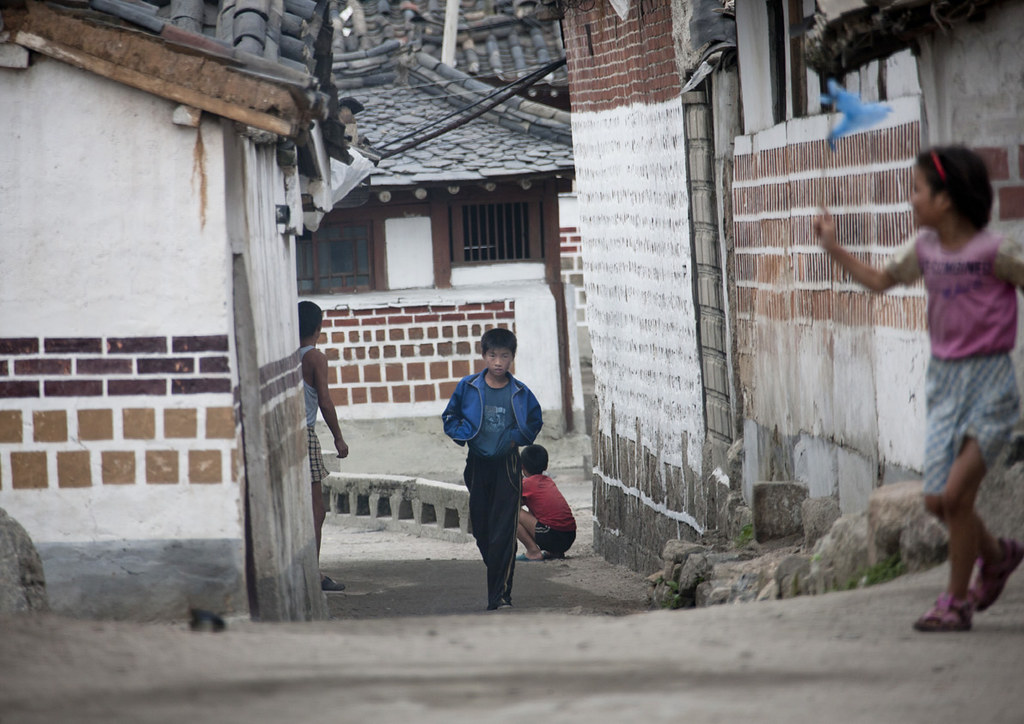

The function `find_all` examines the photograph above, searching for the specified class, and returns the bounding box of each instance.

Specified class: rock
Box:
[801,497,841,551]
[694,555,775,607]
[725,492,754,542]
[774,554,812,599]
[678,551,710,593]
[696,582,731,607]
[756,580,779,601]
[867,481,929,566]
[899,514,948,573]
[652,541,708,609]
[752,481,807,542]
[0,507,49,613]
[660,540,704,580]
[726,437,744,490]
[976,436,1024,541]
[805,512,870,595]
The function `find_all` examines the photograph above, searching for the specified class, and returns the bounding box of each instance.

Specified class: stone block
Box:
[977,436,1024,540]
[867,480,927,566]
[752,481,807,542]
[899,514,948,573]
[806,512,869,594]
[0,507,48,613]
[801,497,841,550]
[774,554,811,599]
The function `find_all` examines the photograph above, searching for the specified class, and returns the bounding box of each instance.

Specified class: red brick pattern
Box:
[0,335,232,398]
[732,123,926,341]
[562,2,680,114]
[320,302,515,406]
[974,144,1024,220]
[560,226,588,329]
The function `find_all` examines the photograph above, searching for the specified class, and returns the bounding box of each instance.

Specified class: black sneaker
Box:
[321,576,346,592]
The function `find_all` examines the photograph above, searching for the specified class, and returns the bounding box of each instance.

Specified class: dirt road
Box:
[2,474,1024,723]
[2,563,1024,724]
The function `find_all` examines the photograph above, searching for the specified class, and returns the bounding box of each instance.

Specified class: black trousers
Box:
[464,448,522,609]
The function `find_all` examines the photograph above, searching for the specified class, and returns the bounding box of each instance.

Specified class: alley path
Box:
[4,467,1024,723]
[2,564,1024,724]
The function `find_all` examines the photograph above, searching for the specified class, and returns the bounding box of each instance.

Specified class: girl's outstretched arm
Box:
[813,208,897,293]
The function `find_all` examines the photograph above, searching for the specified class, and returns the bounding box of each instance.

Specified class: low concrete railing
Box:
[322,472,472,543]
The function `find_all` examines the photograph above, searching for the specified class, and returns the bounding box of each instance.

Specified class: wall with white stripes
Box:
[733,94,929,511]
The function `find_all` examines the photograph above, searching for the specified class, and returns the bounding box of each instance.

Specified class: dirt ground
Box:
[318,471,652,618]
[3,462,1024,723]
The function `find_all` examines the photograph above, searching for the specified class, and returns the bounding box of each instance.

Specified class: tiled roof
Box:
[14,0,351,158]
[331,0,568,93]
[351,51,573,187]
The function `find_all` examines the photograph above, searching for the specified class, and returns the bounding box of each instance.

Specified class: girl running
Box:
[814,145,1024,631]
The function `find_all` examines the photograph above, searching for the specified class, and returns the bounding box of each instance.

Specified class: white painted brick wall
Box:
[573,99,705,476]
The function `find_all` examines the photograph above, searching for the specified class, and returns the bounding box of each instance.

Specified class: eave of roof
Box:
[8,0,328,137]
[804,0,1013,77]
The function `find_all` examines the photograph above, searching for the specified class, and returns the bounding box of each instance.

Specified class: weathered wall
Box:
[564,3,711,573]
[225,131,327,622]
[917,2,1024,238]
[0,59,245,620]
[733,98,926,512]
[734,3,1024,514]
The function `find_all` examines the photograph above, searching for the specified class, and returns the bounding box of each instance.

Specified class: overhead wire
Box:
[373,56,567,158]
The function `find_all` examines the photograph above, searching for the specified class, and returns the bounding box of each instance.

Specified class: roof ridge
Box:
[412,50,569,128]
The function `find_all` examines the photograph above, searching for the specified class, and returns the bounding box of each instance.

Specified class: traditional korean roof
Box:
[4,0,345,149]
[331,0,569,101]
[348,50,573,187]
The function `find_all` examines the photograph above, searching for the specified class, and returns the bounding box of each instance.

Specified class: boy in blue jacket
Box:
[442,327,543,610]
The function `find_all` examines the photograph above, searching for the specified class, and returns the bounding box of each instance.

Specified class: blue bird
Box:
[820,78,892,151]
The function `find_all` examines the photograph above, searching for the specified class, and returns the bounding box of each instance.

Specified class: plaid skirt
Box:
[924,354,1020,494]
[308,426,328,485]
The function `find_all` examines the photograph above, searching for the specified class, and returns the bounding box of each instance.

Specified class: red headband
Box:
[931,150,947,183]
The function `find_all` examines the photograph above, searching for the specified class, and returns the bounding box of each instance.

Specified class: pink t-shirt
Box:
[886,228,1020,359]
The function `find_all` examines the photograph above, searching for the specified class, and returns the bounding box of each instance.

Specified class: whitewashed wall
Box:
[0,60,244,618]
[573,99,705,482]
[0,61,239,536]
[1,59,231,337]
[385,216,435,289]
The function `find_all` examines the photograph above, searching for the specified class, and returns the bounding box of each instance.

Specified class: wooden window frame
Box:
[449,192,546,267]
[297,215,387,294]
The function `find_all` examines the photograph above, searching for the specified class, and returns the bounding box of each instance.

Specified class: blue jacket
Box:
[442,371,543,447]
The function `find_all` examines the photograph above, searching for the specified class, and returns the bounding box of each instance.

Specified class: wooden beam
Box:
[15,31,297,137]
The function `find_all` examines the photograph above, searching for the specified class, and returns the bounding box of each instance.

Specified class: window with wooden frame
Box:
[296,218,378,293]
[450,199,545,264]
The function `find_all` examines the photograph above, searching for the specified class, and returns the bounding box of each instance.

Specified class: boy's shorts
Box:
[534,524,576,556]
[308,426,328,485]
[924,354,1019,495]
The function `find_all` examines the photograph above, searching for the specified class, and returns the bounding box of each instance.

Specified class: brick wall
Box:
[0,334,240,490]
[559,226,587,331]
[562,1,679,114]
[732,110,935,509]
[976,144,1024,221]
[563,4,710,572]
[320,301,515,408]
[732,122,924,340]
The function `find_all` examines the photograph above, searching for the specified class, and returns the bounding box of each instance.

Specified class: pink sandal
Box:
[913,593,973,632]
[969,538,1024,612]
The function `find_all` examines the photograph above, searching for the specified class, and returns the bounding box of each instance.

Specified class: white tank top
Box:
[300,345,318,427]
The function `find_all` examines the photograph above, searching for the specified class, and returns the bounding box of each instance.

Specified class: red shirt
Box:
[522,474,576,532]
